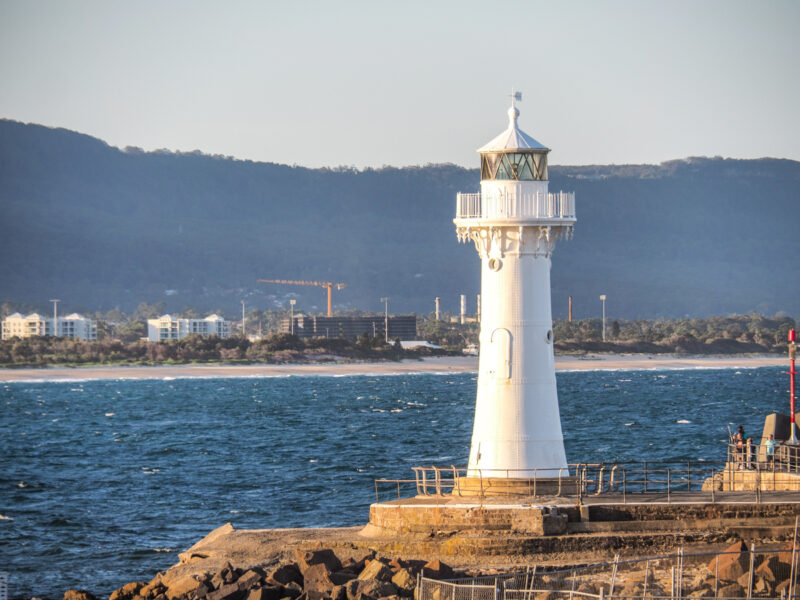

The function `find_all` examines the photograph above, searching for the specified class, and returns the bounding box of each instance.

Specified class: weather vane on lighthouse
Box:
[454,93,576,481]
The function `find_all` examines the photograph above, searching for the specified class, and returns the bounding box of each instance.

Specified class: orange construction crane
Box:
[258,279,347,317]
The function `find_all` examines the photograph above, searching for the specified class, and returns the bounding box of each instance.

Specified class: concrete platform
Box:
[367,491,800,538]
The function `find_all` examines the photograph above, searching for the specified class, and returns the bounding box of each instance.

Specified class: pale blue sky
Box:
[1,0,798,168]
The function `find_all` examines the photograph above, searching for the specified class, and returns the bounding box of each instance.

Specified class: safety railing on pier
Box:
[456,190,575,220]
[417,541,800,600]
[372,460,784,504]
[726,442,800,474]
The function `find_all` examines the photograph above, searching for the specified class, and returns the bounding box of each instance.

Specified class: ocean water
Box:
[0,366,788,598]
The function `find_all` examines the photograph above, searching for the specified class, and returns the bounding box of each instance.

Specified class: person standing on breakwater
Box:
[766,434,777,470]
[732,426,748,469]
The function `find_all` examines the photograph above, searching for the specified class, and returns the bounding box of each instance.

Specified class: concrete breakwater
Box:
[60,533,800,600]
[58,496,800,600]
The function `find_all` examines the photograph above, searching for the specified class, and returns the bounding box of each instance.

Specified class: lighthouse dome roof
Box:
[477,104,549,153]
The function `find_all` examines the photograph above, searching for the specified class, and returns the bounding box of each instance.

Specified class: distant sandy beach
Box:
[0,354,785,382]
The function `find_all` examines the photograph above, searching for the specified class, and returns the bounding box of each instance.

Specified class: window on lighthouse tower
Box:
[480,152,548,181]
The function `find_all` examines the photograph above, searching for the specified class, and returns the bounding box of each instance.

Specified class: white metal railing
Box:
[374,461,736,504]
[419,545,800,600]
[456,193,482,218]
[456,190,575,220]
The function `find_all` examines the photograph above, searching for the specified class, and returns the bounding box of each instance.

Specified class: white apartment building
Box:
[1,312,98,340]
[146,314,231,342]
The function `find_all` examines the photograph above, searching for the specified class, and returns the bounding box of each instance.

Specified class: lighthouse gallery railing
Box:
[456,191,575,220]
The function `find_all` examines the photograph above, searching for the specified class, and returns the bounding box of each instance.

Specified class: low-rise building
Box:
[1,312,97,340]
[146,314,231,342]
[279,315,417,341]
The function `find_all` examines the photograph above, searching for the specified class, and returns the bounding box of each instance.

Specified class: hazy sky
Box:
[1,0,798,168]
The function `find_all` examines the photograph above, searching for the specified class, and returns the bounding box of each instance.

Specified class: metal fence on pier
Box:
[417,541,800,600]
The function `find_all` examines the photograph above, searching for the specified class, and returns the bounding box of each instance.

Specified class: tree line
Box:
[418,313,796,355]
[0,332,448,367]
[0,309,794,367]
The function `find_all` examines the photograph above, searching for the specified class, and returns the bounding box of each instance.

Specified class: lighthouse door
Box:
[488,328,512,381]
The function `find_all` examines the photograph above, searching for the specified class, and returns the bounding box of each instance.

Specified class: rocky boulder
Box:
[265,564,303,587]
[346,579,397,600]
[421,560,453,580]
[140,578,167,599]
[64,590,97,600]
[708,541,749,582]
[390,569,415,596]
[687,589,714,598]
[295,550,342,575]
[754,555,785,583]
[282,582,303,599]
[110,582,147,600]
[302,563,337,595]
[358,560,393,582]
[330,570,358,586]
[206,582,244,600]
[718,583,745,598]
[245,588,283,600]
[235,570,264,591]
[164,575,211,600]
[778,541,799,564]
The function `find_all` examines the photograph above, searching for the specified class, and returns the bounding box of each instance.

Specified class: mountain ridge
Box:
[1,119,798,319]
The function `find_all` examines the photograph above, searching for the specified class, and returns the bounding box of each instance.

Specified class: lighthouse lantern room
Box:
[455,93,576,478]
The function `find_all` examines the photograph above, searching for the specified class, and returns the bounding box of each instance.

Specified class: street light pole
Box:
[289,299,296,336]
[49,299,60,337]
[599,295,607,342]
[381,297,389,343]
[241,300,246,338]
[790,329,797,443]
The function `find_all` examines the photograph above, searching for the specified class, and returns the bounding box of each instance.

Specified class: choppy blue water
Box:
[0,366,789,599]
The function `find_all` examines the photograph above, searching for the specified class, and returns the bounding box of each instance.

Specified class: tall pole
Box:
[435,297,440,321]
[790,329,797,443]
[568,296,573,322]
[381,297,389,343]
[599,295,607,342]
[241,300,246,338]
[289,299,296,336]
[49,298,60,337]
[326,283,333,317]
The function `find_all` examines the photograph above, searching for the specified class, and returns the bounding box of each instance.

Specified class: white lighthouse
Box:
[455,94,575,478]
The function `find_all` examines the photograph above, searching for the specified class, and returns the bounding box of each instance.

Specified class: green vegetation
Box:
[416,313,795,355]
[0,312,793,367]
[553,313,796,354]
[416,314,478,350]
[0,332,450,368]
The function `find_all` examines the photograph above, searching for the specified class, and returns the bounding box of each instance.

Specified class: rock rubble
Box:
[63,538,800,600]
[75,549,461,600]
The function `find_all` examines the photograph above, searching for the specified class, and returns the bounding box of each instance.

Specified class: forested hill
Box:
[1,118,798,319]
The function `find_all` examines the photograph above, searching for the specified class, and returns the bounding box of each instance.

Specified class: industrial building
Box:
[1,312,97,340]
[280,315,417,341]
[146,314,231,342]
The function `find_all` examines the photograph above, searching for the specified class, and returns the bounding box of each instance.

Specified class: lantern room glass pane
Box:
[481,151,548,181]
[507,153,524,179]
[495,155,512,179]
[532,154,548,180]
[481,154,500,180]
[517,155,535,180]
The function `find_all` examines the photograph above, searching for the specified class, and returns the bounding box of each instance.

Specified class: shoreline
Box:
[0,353,785,382]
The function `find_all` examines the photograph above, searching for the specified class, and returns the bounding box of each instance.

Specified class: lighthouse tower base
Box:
[453,475,577,497]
